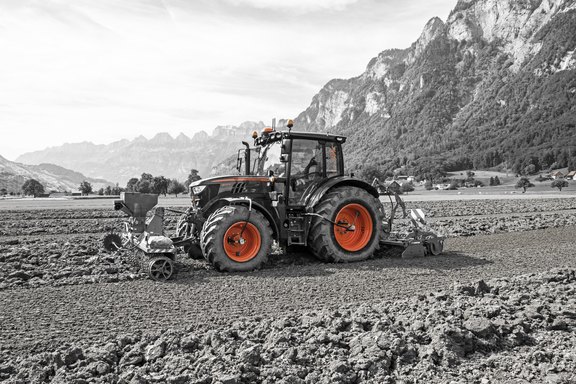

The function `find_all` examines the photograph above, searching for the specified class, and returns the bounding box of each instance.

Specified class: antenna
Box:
[272,118,276,130]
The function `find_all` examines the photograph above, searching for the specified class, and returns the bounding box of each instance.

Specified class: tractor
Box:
[104,120,443,280]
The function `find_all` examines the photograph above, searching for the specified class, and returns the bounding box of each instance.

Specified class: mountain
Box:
[294,0,576,177]
[0,155,113,194]
[15,0,576,182]
[16,122,265,185]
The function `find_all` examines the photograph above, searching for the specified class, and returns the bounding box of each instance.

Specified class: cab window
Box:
[288,139,323,205]
[325,142,340,178]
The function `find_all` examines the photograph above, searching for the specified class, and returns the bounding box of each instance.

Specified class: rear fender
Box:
[305,177,380,212]
[212,197,280,240]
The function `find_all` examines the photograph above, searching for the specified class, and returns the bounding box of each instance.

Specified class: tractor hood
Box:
[190,175,270,188]
[189,175,273,209]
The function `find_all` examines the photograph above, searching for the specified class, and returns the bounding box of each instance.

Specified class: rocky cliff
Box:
[17,122,265,185]
[294,0,576,176]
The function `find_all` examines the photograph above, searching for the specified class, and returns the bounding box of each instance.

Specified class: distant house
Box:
[384,181,402,194]
[566,171,576,180]
[550,171,564,179]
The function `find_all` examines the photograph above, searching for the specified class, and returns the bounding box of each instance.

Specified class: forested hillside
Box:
[294,0,576,179]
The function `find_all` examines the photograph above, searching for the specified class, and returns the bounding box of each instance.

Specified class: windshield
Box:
[256,141,283,176]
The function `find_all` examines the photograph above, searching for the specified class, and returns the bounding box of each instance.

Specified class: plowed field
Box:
[1,197,575,383]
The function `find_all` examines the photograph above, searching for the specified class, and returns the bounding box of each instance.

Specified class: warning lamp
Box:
[287,119,294,128]
[262,127,274,134]
[251,130,258,139]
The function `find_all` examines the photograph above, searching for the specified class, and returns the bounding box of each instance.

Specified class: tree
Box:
[79,181,93,196]
[126,178,139,192]
[97,188,104,196]
[489,177,495,186]
[535,174,547,182]
[551,179,569,191]
[152,176,169,196]
[494,176,501,185]
[523,164,536,175]
[168,179,186,197]
[140,173,153,182]
[0,188,6,196]
[22,179,45,197]
[515,177,534,193]
[137,180,151,193]
[424,180,433,190]
[104,185,112,195]
[359,165,385,183]
[401,181,415,194]
[186,169,201,186]
[112,184,124,196]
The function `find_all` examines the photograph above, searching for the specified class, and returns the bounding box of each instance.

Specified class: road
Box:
[1,225,574,356]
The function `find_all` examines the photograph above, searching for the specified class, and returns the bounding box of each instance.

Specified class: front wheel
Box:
[200,205,272,272]
[309,186,383,262]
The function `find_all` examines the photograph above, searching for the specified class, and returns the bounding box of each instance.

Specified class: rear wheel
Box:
[200,205,272,272]
[309,186,382,262]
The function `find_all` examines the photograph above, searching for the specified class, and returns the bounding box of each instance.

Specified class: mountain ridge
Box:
[15,0,576,182]
[293,0,576,176]
[0,155,113,194]
[16,123,266,184]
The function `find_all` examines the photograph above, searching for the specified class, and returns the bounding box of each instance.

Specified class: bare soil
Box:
[0,198,575,383]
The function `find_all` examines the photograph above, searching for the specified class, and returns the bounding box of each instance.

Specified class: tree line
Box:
[124,169,201,197]
[11,169,203,198]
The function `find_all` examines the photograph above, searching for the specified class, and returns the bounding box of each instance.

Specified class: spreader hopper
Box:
[114,192,158,233]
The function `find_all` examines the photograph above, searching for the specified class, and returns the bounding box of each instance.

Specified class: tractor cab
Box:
[236,122,346,207]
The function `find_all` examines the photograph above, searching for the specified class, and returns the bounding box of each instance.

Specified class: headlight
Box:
[191,185,206,195]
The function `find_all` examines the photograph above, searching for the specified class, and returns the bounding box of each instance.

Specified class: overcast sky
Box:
[0,0,455,161]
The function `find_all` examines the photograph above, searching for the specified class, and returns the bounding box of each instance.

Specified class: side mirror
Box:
[280,154,289,163]
[267,170,274,177]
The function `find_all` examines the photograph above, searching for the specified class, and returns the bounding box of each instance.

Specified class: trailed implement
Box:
[374,181,444,258]
[103,192,177,280]
[104,120,444,280]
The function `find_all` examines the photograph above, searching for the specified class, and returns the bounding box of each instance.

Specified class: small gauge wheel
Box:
[146,255,174,281]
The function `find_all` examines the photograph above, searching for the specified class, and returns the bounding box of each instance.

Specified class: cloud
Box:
[220,0,361,13]
[0,0,457,161]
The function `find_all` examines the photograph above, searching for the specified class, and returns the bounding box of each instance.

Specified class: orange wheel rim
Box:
[223,222,261,262]
[334,203,373,252]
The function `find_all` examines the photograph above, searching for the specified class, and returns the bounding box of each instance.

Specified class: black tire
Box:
[200,205,272,272]
[176,214,189,238]
[308,186,383,262]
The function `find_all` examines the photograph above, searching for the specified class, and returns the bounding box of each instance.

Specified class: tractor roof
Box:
[255,130,346,146]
